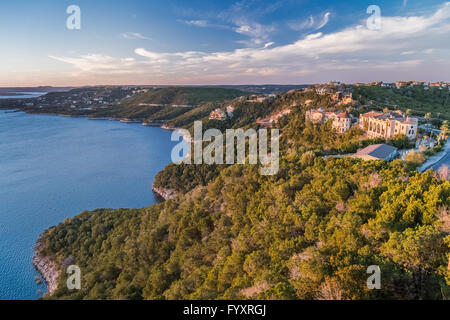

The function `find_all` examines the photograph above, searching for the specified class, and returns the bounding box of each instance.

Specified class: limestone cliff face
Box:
[33,246,60,296]
[152,186,178,200]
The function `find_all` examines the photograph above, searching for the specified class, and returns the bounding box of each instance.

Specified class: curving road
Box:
[430,150,450,172]
[420,144,450,177]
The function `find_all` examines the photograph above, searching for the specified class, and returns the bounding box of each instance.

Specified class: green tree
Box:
[381,226,447,299]
[404,150,427,165]
[441,120,449,140]
[390,134,411,149]
[425,113,432,136]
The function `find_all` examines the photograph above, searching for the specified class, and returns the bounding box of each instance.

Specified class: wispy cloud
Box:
[288,15,315,31]
[317,12,331,29]
[120,32,151,40]
[233,22,275,45]
[289,12,331,31]
[49,2,450,84]
[183,20,208,27]
[180,0,279,47]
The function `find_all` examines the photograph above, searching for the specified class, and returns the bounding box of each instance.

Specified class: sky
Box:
[0,0,449,86]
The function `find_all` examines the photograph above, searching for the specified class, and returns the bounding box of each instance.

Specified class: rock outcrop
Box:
[152,186,178,200]
[32,246,60,296]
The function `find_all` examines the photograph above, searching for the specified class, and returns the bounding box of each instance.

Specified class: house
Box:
[257,109,292,128]
[395,81,409,88]
[341,93,353,105]
[359,110,418,140]
[331,92,343,102]
[429,82,443,88]
[226,105,235,118]
[248,95,268,103]
[351,144,398,161]
[209,108,227,121]
[306,109,352,133]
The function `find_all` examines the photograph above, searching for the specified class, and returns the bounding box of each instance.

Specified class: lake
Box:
[0,110,180,300]
[0,92,47,99]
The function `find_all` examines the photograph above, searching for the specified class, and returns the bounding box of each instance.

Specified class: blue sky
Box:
[0,0,449,86]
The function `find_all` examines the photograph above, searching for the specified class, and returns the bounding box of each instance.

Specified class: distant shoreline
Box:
[0,93,24,97]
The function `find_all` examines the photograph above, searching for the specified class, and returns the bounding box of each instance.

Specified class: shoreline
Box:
[32,244,60,297]
[0,108,195,143]
[2,107,183,297]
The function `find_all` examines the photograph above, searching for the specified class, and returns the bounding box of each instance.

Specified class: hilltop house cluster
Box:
[304,83,355,106]
[353,81,450,90]
[208,94,277,121]
[23,87,148,112]
[309,80,450,91]
[306,109,419,140]
[209,105,235,121]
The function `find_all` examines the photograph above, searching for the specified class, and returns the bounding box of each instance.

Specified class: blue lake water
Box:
[0,92,46,99]
[0,110,180,300]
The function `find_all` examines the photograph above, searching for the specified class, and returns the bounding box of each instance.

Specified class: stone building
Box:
[359,110,418,140]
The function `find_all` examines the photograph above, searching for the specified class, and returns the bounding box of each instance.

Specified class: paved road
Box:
[430,150,450,171]
[420,147,450,179]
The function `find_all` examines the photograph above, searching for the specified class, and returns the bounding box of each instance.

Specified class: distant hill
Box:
[353,86,450,120]
[87,87,248,123]
[216,84,309,94]
[120,87,246,107]
[0,87,73,94]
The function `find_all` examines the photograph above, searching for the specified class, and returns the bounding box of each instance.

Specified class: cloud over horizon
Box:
[120,32,151,40]
[48,2,450,85]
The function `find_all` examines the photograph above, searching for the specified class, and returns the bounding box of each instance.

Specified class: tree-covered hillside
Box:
[39,159,450,300]
[120,87,245,108]
[353,86,450,120]
[35,86,450,301]
[89,87,246,122]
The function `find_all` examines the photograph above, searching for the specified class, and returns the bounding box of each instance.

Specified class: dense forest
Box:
[40,158,450,300]
[36,86,450,300]
[353,86,450,120]
[120,87,246,107]
[90,87,246,123]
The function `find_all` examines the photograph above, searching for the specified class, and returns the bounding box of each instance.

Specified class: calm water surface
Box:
[0,110,179,299]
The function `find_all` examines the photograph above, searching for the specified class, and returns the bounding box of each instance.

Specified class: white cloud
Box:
[288,15,315,31]
[317,12,331,29]
[288,12,331,31]
[49,2,450,84]
[184,20,208,27]
[120,32,151,40]
[232,22,275,46]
